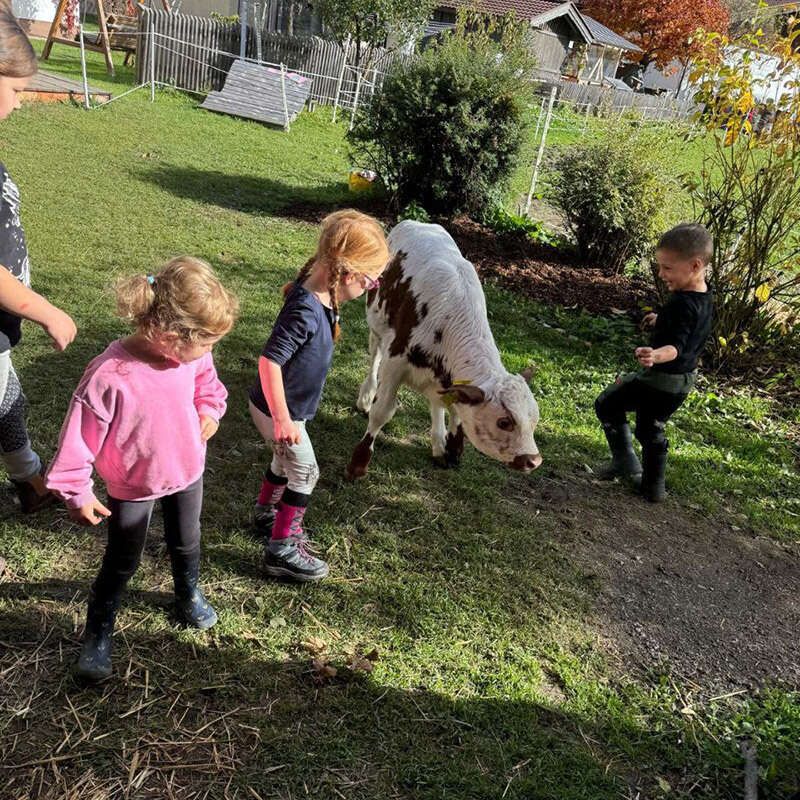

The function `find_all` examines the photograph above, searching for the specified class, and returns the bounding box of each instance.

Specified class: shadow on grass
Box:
[0,602,781,800]
[132,164,388,222]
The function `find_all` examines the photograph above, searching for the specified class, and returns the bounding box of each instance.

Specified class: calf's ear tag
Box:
[438,381,485,407]
[441,379,469,407]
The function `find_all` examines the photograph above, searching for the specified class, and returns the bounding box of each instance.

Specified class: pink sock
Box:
[271,503,306,541]
[258,475,286,506]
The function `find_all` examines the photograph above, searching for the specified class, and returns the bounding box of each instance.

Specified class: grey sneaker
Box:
[252,502,276,539]
[263,535,329,582]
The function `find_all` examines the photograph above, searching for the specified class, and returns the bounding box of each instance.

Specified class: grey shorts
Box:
[249,401,320,495]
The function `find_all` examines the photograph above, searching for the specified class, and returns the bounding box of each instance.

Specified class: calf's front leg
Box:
[356,331,382,414]
[430,402,447,466]
[444,406,465,467]
[347,365,402,480]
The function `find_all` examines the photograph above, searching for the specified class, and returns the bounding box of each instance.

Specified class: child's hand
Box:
[43,307,77,351]
[635,347,656,367]
[274,416,302,445]
[69,498,111,526]
[640,312,658,331]
[199,414,219,441]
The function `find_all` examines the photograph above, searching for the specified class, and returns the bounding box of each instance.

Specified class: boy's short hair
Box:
[657,223,713,265]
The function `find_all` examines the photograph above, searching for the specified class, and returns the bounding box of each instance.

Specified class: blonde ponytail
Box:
[116,257,238,341]
[115,274,157,327]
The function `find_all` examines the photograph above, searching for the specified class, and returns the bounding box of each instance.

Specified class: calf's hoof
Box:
[347,435,374,481]
[432,452,460,469]
[345,463,368,481]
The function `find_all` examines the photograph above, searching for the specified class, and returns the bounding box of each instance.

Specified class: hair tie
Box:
[146,275,156,286]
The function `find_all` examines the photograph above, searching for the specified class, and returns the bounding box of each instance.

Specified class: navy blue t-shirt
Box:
[0,163,31,347]
[249,283,335,421]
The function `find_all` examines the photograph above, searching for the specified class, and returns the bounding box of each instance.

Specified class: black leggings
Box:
[93,478,204,601]
[595,377,687,454]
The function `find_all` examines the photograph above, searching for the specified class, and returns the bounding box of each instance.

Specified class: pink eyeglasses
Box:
[360,274,381,291]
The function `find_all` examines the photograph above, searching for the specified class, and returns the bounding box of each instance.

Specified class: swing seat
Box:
[85,14,137,53]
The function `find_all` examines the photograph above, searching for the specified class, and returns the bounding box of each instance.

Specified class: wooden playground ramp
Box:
[21,70,111,105]
[200,60,311,130]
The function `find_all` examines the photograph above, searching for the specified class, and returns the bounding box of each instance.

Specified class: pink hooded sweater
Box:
[46,340,227,508]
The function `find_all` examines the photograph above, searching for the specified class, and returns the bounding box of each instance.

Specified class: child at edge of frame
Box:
[0,6,77,512]
[594,222,714,503]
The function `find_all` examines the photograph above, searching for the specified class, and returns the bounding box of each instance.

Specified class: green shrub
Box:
[398,201,431,223]
[484,205,562,247]
[547,128,675,274]
[686,25,800,371]
[347,10,534,217]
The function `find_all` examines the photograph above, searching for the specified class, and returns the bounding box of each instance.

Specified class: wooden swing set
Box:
[41,0,171,76]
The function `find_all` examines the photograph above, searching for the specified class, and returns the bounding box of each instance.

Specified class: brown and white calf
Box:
[346,220,542,479]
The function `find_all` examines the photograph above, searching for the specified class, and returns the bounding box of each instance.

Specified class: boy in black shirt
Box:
[594,223,713,502]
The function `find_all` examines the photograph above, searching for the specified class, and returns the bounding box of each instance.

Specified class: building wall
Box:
[176,0,239,16]
[13,0,55,37]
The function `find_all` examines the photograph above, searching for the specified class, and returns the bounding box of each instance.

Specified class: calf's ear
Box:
[438,384,485,406]
[520,364,537,383]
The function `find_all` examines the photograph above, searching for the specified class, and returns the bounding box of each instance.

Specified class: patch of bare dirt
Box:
[532,472,800,692]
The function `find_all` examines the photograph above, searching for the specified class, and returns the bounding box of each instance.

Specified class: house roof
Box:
[580,12,642,52]
[439,0,641,52]
[460,0,564,17]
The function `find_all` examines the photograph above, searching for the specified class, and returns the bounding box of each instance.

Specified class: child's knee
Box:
[635,420,668,451]
[303,461,320,492]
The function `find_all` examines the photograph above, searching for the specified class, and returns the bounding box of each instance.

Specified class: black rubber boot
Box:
[171,552,218,630]
[597,424,642,482]
[76,590,118,682]
[640,447,667,503]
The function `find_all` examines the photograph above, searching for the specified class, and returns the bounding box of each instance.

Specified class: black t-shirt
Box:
[651,289,713,374]
[0,163,31,347]
[249,283,336,421]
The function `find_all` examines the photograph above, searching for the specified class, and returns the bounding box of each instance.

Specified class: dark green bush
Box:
[548,130,675,274]
[347,13,533,217]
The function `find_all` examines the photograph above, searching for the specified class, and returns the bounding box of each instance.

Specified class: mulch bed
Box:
[446,216,658,317]
[280,203,658,318]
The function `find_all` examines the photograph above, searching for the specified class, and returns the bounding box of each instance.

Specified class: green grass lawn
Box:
[0,46,798,799]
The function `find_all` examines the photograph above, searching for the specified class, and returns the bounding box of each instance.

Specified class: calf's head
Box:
[439,370,541,471]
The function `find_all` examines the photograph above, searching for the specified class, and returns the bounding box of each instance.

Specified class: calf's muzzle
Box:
[511,453,542,472]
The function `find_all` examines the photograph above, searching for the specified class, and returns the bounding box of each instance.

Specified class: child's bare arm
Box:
[258,356,302,444]
[0,267,76,350]
[635,345,678,368]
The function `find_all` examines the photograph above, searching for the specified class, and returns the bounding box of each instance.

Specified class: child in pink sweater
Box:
[47,257,238,682]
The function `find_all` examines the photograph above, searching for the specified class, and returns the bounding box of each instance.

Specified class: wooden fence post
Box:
[77,3,90,110]
[349,66,363,131]
[530,96,546,146]
[525,85,557,215]
[332,39,348,123]
[280,62,290,131]
[149,14,156,102]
